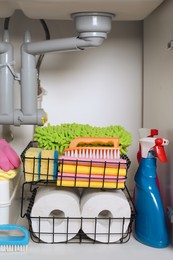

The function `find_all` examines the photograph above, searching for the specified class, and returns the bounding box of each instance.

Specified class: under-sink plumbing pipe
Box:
[0,12,114,126]
[19,31,47,126]
[24,12,114,55]
[0,30,14,123]
[0,30,47,126]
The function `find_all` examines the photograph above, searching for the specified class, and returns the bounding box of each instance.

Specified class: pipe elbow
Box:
[72,12,114,49]
[84,37,105,47]
[76,32,106,49]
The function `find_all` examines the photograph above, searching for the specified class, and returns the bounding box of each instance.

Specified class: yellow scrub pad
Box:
[57,164,126,189]
[24,147,42,182]
[24,148,58,182]
[59,164,126,176]
[57,179,125,189]
[40,150,58,181]
[0,169,18,180]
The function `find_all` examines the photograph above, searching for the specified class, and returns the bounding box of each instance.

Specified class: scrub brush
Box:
[64,136,120,160]
[0,224,29,252]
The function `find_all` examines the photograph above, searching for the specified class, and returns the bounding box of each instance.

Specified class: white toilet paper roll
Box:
[80,189,131,243]
[31,187,81,243]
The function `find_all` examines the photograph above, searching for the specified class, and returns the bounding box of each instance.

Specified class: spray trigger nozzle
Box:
[154,138,169,162]
[140,137,169,162]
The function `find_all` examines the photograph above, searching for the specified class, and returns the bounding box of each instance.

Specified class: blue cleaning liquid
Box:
[134,152,169,248]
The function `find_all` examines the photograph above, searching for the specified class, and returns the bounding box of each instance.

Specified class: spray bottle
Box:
[134,137,169,248]
[133,128,159,202]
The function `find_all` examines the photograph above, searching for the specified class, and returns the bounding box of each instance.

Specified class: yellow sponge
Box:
[57,179,125,189]
[24,147,42,182]
[0,169,18,180]
[40,150,58,180]
[24,148,58,182]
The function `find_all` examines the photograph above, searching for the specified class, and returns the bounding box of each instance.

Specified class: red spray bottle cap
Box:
[149,129,158,137]
[154,138,169,162]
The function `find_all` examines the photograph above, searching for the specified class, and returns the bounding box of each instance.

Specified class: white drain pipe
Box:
[0,12,114,126]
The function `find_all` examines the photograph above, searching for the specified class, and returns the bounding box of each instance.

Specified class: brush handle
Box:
[69,137,120,148]
[0,224,29,246]
[0,224,28,234]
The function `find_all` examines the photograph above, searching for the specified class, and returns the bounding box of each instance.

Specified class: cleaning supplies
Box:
[40,149,58,180]
[0,139,21,171]
[57,174,126,188]
[24,147,58,182]
[57,137,127,188]
[24,147,42,182]
[0,224,29,252]
[134,137,169,248]
[137,128,160,189]
[133,128,159,201]
[58,157,127,188]
[34,123,132,155]
[64,137,120,159]
[0,169,18,180]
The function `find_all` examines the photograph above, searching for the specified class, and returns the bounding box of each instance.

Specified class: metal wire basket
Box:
[20,141,134,244]
[21,182,135,244]
[21,141,131,190]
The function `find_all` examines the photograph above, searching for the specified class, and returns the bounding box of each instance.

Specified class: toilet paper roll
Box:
[80,189,131,243]
[31,187,81,243]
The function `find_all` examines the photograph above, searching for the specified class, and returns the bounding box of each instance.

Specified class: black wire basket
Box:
[21,141,131,190]
[20,141,134,244]
[21,182,135,244]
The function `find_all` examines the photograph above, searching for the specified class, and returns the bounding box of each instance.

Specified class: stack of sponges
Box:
[34,123,132,155]
[58,156,127,189]
[24,147,58,182]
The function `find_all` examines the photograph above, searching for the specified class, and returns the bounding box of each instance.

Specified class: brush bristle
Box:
[0,245,28,252]
[65,148,120,160]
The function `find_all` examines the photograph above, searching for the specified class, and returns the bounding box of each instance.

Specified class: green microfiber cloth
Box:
[34,123,132,155]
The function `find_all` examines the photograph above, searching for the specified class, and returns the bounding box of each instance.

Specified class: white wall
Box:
[0,11,142,191]
[143,0,173,206]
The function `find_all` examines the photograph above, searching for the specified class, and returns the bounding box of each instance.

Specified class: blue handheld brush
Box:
[0,224,29,252]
